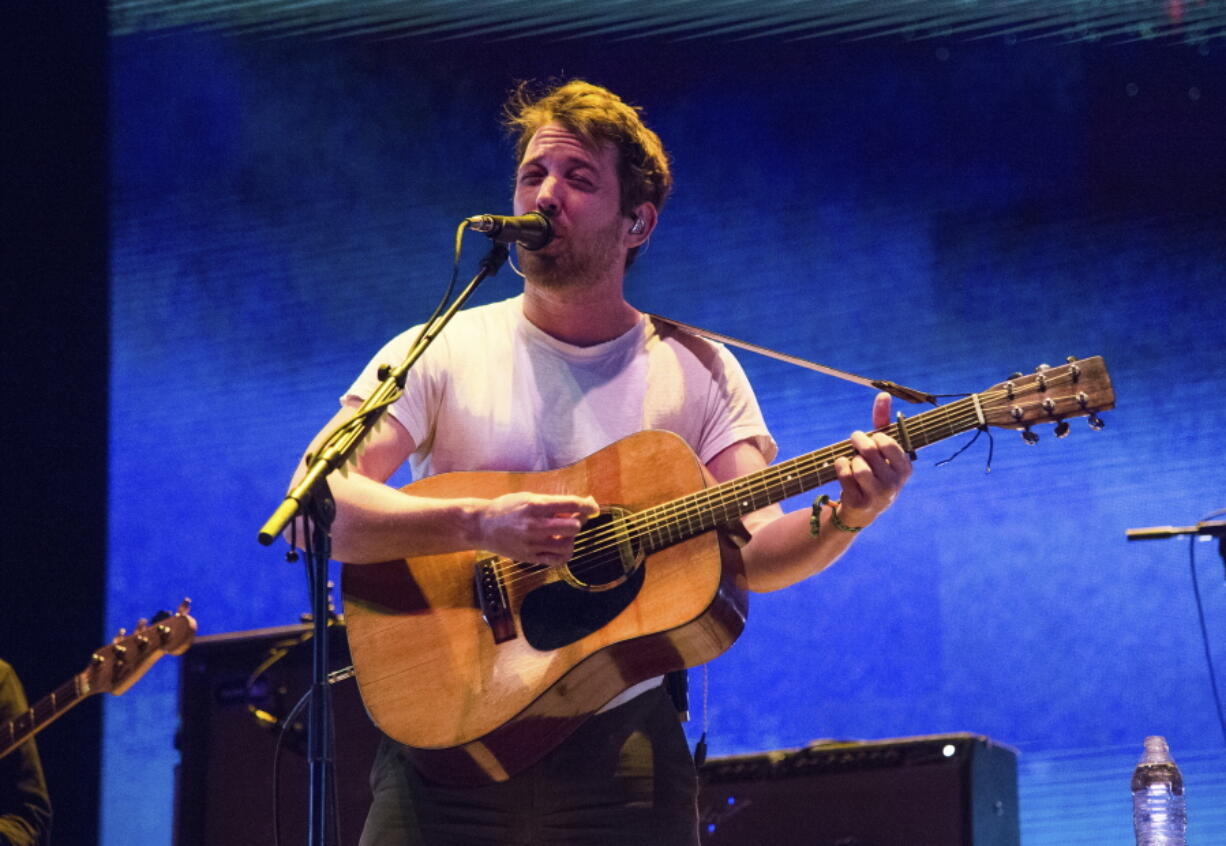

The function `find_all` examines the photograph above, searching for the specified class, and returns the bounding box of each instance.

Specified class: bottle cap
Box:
[1139,735,1173,765]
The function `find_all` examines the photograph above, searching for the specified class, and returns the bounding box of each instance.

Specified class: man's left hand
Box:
[832,392,913,528]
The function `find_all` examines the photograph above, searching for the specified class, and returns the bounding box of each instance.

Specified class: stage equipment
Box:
[174,624,380,846]
[698,733,1020,845]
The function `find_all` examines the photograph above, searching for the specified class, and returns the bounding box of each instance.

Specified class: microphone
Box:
[465,211,553,250]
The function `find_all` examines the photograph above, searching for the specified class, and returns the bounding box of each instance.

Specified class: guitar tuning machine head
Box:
[1054,420,1070,439]
[1021,427,1040,446]
[1088,413,1106,431]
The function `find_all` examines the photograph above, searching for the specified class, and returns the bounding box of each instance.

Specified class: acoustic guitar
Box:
[342,357,1114,785]
[0,600,196,760]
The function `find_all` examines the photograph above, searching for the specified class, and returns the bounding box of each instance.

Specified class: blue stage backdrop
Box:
[106,27,1225,845]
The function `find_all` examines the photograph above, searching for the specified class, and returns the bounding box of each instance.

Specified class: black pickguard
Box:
[519,563,646,651]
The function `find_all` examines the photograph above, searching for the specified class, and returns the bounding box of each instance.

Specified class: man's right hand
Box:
[474,493,600,568]
[291,401,602,566]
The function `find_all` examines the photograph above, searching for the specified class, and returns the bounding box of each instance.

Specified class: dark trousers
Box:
[359,684,700,846]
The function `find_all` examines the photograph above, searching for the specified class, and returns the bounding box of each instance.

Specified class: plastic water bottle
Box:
[1131,736,1187,846]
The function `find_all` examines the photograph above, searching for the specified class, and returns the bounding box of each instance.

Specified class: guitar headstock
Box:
[83,599,197,697]
[978,356,1115,441]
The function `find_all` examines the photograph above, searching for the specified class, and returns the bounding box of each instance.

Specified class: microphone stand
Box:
[256,242,509,846]
[1129,516,1226,745]
[1127,520,1226,578]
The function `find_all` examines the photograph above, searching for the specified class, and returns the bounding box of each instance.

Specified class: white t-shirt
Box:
[344,294,777,709]
[346,294,777,475]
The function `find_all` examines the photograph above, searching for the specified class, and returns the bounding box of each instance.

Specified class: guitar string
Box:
[486,366,1092,589]
[488,402,987,591]
[1,677,79,753]
[488,405,1027,593]
[485,434,912,586]
[484,409,982,594]
[489,376,1095,591]
[489,373,1100,590]
[563,368,1101,557]
[558,390,989,556]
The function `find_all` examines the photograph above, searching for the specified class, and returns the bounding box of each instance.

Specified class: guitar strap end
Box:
[665,670,690,721]
[871,380,939,406]
[719,518,752,549]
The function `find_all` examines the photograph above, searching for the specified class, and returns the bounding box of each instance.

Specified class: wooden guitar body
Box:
[341,429,750,785]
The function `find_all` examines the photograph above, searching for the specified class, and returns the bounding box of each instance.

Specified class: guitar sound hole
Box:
[520,563,645,651]
[562,508,639,589]
[567,544,628,587]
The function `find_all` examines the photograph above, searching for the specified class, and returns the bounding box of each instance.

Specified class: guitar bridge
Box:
[474,555,517,644]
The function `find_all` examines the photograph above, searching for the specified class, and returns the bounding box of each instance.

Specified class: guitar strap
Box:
[647,315,934,728]
[647,313,937,406]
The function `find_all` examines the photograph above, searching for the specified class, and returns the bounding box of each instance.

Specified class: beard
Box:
[517,214,624,289]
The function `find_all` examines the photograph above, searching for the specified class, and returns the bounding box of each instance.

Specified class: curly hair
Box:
[504,80,672,264]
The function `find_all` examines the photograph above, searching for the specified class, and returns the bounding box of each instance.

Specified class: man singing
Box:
[296,79,911,845]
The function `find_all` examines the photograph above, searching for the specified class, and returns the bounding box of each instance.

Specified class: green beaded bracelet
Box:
[809,494,832,537]
[809,494,863,537]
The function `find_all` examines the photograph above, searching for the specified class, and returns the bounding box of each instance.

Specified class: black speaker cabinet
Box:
[698,733,1020,846]
[174,624,383,846]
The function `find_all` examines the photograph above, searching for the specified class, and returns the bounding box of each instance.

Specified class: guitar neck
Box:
[0,604,196,762]
[631,395,982,551]
[0,673,88,760]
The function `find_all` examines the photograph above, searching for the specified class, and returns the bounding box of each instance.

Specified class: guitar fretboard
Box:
[0,674,84,759]
[628,395,983,552]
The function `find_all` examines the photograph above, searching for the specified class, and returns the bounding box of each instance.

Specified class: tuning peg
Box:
[1054,420,1070,438]
[1035,363,1051,372]
[1066,357,1082,382]
[1009,372,1023,380]
[1021,427,1040,445]
[1088,413,1105,431]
